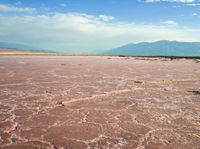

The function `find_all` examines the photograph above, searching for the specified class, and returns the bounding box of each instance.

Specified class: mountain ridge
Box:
[0,41,54,53]
[104,40,200,56]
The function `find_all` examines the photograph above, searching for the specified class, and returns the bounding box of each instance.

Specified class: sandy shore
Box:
[0,56,200,149]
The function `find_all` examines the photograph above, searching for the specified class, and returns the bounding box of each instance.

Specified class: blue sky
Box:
[0,0,200,53]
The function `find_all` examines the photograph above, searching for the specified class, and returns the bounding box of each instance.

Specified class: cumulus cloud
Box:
[145,0,195,3]
[185,3,200,6]
[59,3,66,7]
[143,0,200,8]
[15,1,22,6]
[99,15,115,21]
[0,13,199,53]
[162,20,178,27]
[0,4,36,13]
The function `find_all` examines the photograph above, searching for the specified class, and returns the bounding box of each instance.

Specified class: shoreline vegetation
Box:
[0,48,200,59]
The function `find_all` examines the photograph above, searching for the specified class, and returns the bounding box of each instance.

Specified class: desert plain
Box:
[0,56,200,149]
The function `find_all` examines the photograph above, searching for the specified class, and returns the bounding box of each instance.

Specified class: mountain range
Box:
[1,40,200,56]
[0,42,37,50]
[104,40,200,56]
[0,42,52,53]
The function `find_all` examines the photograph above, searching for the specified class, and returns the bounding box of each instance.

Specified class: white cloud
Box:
[15,1,22,6]
[99,15,115,21]
[162,20,178,27]
[0,13,199,53]
[172,5,182,7]
[185,3,200,6]
[59,3,66,7]
[145,0,195,3]
[0,4,36,13]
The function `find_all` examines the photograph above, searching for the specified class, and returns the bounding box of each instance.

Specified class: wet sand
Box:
[0,56,200,149]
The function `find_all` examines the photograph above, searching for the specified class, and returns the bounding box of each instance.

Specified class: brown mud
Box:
[0,56,200,149]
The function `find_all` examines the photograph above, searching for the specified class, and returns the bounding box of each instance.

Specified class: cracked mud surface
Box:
[0,56,200,149]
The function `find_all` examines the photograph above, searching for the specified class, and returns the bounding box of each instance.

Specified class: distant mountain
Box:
[104,40,200,56]
[0,41,52,53]
[0,41,36,50]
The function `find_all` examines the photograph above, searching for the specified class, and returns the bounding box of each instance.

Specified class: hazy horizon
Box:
[0,0,200,53]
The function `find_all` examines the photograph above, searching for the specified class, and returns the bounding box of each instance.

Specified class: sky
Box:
[0,0,200,53]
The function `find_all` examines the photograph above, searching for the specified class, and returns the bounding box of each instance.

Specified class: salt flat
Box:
[0,56,200,149]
